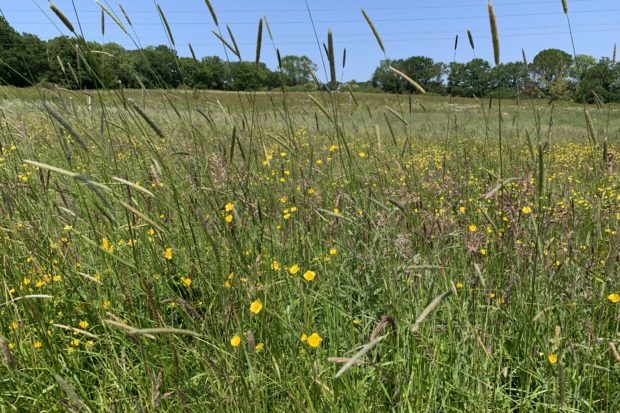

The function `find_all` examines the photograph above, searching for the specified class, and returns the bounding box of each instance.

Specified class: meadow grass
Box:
[0,2,619,411]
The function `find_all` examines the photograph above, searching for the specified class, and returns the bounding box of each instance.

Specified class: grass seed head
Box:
[467,30,475,50]
[488,1,500,65]
[49,2,75,34]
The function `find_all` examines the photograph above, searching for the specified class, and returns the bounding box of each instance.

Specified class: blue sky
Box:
[1,0,618,81]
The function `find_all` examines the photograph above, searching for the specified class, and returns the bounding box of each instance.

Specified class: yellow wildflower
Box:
[608,293,620,303]
[230,335,241,347]
[307,333,322,348]
[303,271,316,281]
[250,299,263,314]
[289,264,300,275]
[163,247,173,260]
[101,238,114,253]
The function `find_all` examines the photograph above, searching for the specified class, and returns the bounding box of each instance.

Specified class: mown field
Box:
[0,86,619,411]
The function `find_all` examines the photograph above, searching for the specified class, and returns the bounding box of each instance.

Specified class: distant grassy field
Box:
[0,85,619,411]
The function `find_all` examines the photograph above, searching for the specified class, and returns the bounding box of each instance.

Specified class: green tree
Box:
[227,61,272,91]
[132,45,180,88]
[531,49,573,98]
[279,55,317,86]
[447,58,491,97]
[0,17,48,86]
[372,57,444,94]
[575,57,620,103]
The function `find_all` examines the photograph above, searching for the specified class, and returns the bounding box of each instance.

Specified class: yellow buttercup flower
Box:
[101,238,114,253]
[468,224,477,233]
[230,335,241,347]
[180,276,192,287]
[608,293,620,303]
[250,299,263,314]
[522,206,532,214]
[79,321,89,329]
[307,333,322,348]
[289,264,300,275]
[548,354,558,364]
[303,271,316,281]
[225,214,233,223]
[163,247,173,260]
[225,202,234,212]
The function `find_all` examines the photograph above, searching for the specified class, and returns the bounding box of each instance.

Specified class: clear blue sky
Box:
[1,0,618,81]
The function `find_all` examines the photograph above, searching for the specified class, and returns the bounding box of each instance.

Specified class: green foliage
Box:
[0,14,619,104]
[531,48,574,98]
[447,58,492,97]
[279,55,317,86]
[372,57,445,94]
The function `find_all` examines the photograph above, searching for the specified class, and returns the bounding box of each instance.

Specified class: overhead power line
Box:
[5,7,620,26]
[1,27,618,48]
[0,0,599,14]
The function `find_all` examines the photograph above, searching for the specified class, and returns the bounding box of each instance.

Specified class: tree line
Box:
[373,50,619,103]
[0,17,618,103]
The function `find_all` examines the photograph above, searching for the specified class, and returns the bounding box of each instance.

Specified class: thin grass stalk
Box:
[389,67,425,94]
[255,19,263,66]
[204,0,219,26]
[55,375,89,412]
[188,43,197,62]
[96,2,130,36]
[49,2,75,34]
[227,25,241,60]
[212,31,239,59]
[156,4,175,47]
[488,1,503,179]
[128,98,165,138]
[304,0,329,83]
[119,3,132,26]
[411,291,452,333]
[442,33,460,177]
[264,15,274,42]
[43,102,89,151]
[467,30,475,50]
[327,29,336,89]
[488,2,500,66]
[361,9,385,56]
